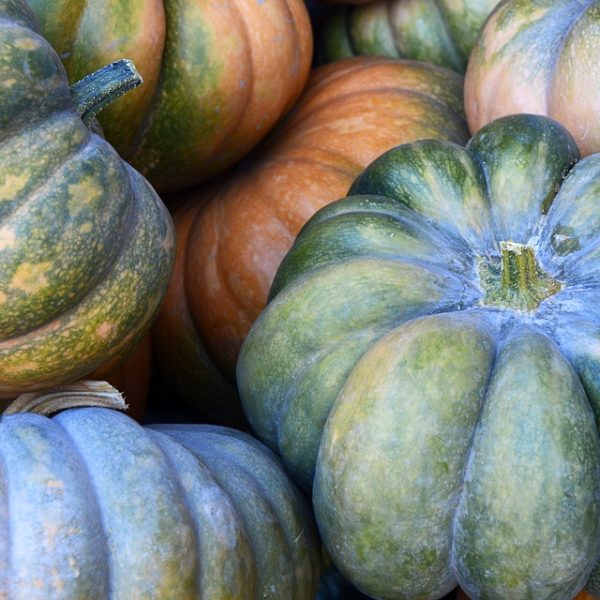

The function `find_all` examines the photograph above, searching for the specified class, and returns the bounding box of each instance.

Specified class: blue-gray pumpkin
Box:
[0,383,320,599]
[238,114,600,599]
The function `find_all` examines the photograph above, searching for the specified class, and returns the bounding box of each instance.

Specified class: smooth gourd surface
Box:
[28,0,313,193]
[0,0,174,392]
[0,408,320,599]
[152,56,468,420]
[238,114,600,599]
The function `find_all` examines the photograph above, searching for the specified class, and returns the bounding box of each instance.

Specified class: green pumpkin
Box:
[0,0,174,392]
[319,0,499,72]
[0,382,320,598]
[238,114,600,599]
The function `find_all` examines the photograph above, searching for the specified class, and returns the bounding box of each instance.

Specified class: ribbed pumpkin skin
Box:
[0,409,320,599]
[320,0,499,72]
[0,335,152,421]
[465,0,600,157]
[0,0,174,392]
[152,56,468,419]
[238,115,600,599]
[28,0,313,193]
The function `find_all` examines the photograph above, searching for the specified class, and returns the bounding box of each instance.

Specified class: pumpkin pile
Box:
[4,0,600,597]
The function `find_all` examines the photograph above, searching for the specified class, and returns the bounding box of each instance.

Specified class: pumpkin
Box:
[28,0,313,194]
[237,114,600,598]
[152,56,468,420]
[0,382,321,598]
[465,0,600,157]
[319,0,499,72]
[0,0,174,392]
[457,589,599,600]
[0,334,151,421]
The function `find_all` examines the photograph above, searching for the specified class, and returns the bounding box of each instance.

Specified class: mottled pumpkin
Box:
[152,56,468,421]
[0,334,151,421]
[320,0,499,72]
[0,0,174,392]
[0,383,320,599]
[466,0,600,156]
[238,114,600,598]
[28,0,313,193]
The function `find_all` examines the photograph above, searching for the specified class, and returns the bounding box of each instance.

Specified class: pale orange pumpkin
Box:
[152,56,469,417]
[465,0,600,157]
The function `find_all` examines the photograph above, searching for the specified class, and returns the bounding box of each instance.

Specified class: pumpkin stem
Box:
[479,242,562,312]
[70,59,143,127]
[2,380,128,417]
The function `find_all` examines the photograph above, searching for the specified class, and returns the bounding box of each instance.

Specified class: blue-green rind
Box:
[314,313,498,599]
[239,258,479,490]
[453,328,600,599]
[0,413,107,599]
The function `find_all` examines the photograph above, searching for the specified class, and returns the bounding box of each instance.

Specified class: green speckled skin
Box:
[319,0,500,72]
[237,114,600,598]
[28,0,312,193]
[0,409,320,599]
[0,0,174,391]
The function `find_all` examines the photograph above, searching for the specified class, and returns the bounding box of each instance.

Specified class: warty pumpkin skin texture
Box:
[28,0,313,194]
[320,0,500,72]
[152,56,468,420]
[466,0,600,157]
[0,0,174,392]
[237,114,600,599]
[0,385,321,599]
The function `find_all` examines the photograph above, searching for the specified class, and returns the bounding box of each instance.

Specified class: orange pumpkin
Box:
[465,0,600,157]
[28,0,313,193]
[153,56,469,416]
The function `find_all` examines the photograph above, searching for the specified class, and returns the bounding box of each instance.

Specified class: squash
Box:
[458,589,599,600]
[152,56,468,420]
[0,0,174,392]
[465,0,600,157]
[0,382,320,598]
[0,334,151,422]
[238,114,600,598]
[28,0,313,193]
[319,0,499,72]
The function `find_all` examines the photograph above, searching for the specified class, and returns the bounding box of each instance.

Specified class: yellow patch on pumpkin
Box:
[13,37,38,51]
[0,291,6,304]
[9,261,52,294]
[67,178,103,213]
[79,222,93,234]
[96,321,115,340]
[0,226,16,251]
[0,173,28,202]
